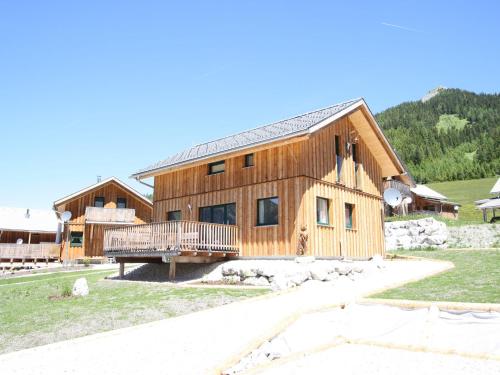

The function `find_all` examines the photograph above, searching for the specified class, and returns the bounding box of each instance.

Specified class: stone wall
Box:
[385,218,448,250]
[447,225,499,249]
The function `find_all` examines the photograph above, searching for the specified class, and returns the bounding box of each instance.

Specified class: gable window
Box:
[167,210,182,221]
[94,197,105,208]
[345,203,355,229]
[244,153,254,168]
[335,135,343,183]
[316,197,330,225]
[117,198,127,209]
[70,231,83,247]
[257,197,279,226]
[199,203,236,225]
[208,160,225,175]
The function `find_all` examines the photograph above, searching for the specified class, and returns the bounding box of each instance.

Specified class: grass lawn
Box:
[0,267,268,354]
[427,177,497,224]
[373,249,500,303]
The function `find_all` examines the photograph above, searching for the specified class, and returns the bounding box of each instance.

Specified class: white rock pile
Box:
[72,277,89,297]
[202,257,382,291]
[385,218,448,250]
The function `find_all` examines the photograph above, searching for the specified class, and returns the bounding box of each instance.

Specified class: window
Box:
[257,197,279,226]
[167,210,182,221]
[70,231,83,247]
[352,143,361,188]
[244,153,254,168]
[316,197,330,225]
[208,160,225,175]
[199,203,236,225]
[335,135,343,182]
[94,197,105,207]
[345,203,354,229]
[117,198,127,209]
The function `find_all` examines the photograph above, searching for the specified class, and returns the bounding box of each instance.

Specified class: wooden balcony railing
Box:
[0,242,60,260]
[85,207,136,224]
[104,221,240,257]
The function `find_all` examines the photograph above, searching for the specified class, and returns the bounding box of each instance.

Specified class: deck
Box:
[0,242,60,261]
[103,221,240,259]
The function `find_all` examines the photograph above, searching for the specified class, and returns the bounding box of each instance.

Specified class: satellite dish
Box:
[16,238,23,244]
[454,205,459,211]
[403,196,413,205]
[383,188,403,207]
[61,211,72,222]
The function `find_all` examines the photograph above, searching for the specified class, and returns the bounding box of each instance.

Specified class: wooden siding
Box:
[151,108,387,258]
[55,181,153,259]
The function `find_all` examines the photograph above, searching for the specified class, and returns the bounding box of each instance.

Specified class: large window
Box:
[345,203,355,229]
[352,143,361,188]
[257,197,279,226]
[199,203,236,225]
[70,231,83,247]
[167,210,182,221]
[335,135,343,182]
[316,197,330,225]
[94,197,105,207]
[208,160,225,175]
[117,197,127,209]
[244,153,254,168]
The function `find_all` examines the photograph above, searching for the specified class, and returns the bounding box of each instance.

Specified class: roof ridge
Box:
[190,98,362,148]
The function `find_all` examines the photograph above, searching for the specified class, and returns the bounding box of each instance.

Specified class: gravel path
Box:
[0,259,451,375]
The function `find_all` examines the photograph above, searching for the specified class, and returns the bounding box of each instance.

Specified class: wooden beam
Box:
[168,257,176,280]
[119,262,125,278]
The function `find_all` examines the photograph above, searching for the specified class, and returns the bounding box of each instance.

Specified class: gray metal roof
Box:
[133,98,363,178]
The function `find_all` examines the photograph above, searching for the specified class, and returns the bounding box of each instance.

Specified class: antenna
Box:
[97,175,102,183]
[61,211,72,222]
[383,188,403,207]
[403,196,413,205]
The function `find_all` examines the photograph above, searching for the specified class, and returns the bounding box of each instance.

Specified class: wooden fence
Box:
[0,242,60,260]
[104,221,240,256]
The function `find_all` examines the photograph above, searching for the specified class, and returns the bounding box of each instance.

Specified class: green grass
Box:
[427,176,498,223]
[374,249,500,303]
[435,114,468,132]
[0,268,268,354]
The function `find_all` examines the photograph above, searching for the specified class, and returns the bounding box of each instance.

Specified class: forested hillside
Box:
[375,89,499,183]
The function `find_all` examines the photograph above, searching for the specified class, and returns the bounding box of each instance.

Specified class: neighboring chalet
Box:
[54,177,153,260]
[104,98,412,277]
[0,207,60,261]
[410,184,459,219]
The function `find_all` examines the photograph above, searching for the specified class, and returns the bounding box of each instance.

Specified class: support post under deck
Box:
[168,257,176,281]
[119,262,125,278]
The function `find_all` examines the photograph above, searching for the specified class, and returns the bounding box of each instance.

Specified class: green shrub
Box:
[61,284,72,298]
[82,257,91,267]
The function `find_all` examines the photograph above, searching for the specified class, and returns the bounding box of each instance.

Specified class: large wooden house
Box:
[54,177,153,260]
[104,99,411,276]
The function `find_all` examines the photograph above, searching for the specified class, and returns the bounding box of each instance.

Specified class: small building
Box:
[410,184,460,219]
[103,98,412,277]
[54,177,153,260]
[475,177,500,222]
[0,207,60,261]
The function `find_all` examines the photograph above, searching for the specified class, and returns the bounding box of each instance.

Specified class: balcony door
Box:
[199,203,236,225]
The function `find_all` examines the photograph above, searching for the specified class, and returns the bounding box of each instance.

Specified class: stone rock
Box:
[288,270,310,285]
[240,268,257,278]
[335,266,351,275]
[295,256,315,264]
[222,275,241,284]
[221,263,240,276]
[325,271,339,281]
[371,254,385,269]
[72,277,89,297]
[385,218,448,250]
[270,275,295,291]
[242,276,270,287]
[309,264,329,281]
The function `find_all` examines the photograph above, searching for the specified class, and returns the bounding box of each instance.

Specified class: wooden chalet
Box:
[0,207,60,262]
[104,98,412,278]
[54,177,153,260]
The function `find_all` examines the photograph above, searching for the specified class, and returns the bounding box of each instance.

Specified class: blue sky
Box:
[1,0,499,209]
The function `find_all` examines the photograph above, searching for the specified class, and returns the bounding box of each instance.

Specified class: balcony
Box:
[383,179,412,197]
[85,207,136,224]
[0,242,60,260]
[104,221,240,258]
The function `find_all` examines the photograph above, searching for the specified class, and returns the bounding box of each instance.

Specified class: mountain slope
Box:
[375,88,500,183]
